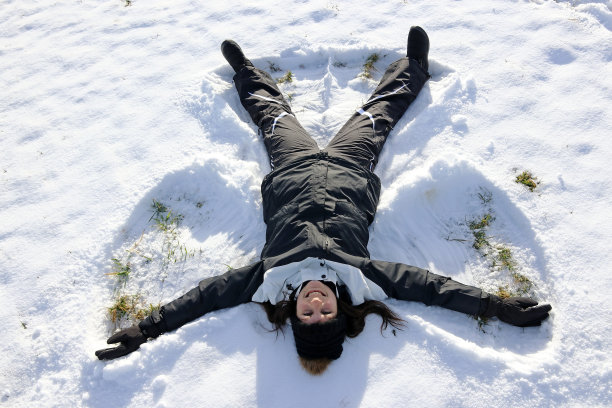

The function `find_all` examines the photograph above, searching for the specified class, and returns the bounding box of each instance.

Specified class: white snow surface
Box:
[1,0,611,407]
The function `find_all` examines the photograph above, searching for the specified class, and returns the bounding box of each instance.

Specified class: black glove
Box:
[486,296,552,327]
[95,326,148,360]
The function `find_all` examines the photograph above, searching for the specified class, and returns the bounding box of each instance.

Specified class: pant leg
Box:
[233,67,319,169]
[324,58,429,170]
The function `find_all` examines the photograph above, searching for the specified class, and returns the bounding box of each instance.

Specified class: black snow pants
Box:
[232,57,429,172]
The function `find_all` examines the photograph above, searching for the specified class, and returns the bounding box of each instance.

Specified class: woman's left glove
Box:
[485,296,552,327]
[95,326,147,360]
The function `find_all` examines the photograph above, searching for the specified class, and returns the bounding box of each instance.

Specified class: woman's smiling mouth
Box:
[305,289,326,297]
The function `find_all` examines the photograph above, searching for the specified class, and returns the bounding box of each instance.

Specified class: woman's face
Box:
[296,280,338,324]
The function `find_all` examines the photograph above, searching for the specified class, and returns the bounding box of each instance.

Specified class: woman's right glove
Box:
[485,296,552,327]
[95,326,148,360]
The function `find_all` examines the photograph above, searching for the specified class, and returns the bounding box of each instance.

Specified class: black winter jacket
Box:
[139,152,493,338]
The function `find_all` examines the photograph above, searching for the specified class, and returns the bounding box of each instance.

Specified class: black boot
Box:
[407,26,429,73]
[221,40,254,73]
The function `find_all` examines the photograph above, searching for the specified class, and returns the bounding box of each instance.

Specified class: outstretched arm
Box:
[362,259,551,327]
[96,260,266,360]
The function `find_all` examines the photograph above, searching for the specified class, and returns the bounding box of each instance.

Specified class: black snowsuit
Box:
[139,57,494,338]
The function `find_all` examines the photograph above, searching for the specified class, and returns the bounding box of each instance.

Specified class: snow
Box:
[1,0,611,406]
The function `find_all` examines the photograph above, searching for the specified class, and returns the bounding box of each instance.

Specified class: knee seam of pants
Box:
[357,108,376,131]
[369,81,411,102]
[248,91,284,106]
[271,112,293,135]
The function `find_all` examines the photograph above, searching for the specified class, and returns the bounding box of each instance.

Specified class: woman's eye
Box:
[303,312,312,316]
[322,311,331,315]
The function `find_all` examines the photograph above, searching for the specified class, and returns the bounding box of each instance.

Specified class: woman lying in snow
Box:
[96,27,552,375]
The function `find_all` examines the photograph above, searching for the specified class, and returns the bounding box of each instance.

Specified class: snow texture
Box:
[1,0,611,407]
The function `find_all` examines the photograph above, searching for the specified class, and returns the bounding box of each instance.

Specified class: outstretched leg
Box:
[325,27,430,170]
[222,40,319,170]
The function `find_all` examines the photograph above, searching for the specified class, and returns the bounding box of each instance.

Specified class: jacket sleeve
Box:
[361,259,493,316]
[139,260,266,338]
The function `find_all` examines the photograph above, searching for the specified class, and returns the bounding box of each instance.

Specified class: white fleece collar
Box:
[252,257,387,305]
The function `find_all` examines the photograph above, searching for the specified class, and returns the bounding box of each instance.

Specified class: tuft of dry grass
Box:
[515,170,539,191]
[360,53,380,79]
[276,70,294,84]
[108,294,159,325]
